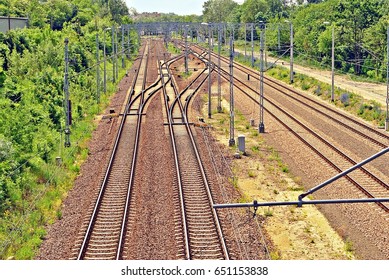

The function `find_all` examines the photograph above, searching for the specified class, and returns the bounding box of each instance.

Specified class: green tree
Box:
[108,0,128,23]
[202,0,238,22]
[240,0,269,23]
[335,0,382,75]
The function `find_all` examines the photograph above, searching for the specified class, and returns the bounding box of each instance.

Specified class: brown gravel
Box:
[223,71,389,260]
[123,91,179,259]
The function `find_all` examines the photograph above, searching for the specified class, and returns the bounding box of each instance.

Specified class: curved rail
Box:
[76,39,163,260]
[160,56,230,259]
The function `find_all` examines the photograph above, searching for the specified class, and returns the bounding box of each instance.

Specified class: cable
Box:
[201,127,249,259]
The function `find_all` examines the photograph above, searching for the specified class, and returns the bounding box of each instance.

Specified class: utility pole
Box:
[259,26,265,133]
[115,27,119,81]
[264,24,267,68]
[64,38,71,147]
[121,25,125,68]
[103,27,110,93]
[112,26,115,83]
[324,21,335,101]
[229,34,235,147]
[331,25,335,102]
[290,22,294,84]
[127,26,131,58]
[208,23,212,118]
[224,24,227,48]
[251,23,254,67]
[386,26,389,131]
[218,23,222,113]
[185,24,188,75]
[96,34,100,103]
[278,24,280,51]
[244,23,247,58]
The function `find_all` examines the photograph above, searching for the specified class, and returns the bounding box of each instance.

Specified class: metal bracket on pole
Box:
[214,198,389,210]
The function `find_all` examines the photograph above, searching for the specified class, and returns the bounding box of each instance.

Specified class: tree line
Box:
[0,0,137,259]
[132,0,388,81]
[203,0,389,80]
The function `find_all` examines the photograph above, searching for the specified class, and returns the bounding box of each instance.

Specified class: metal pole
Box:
[64,38,71,148]
[213,198,389,209]
[386,26,389,131]
[185,25,188,75]
[115,27,119,81]
[259,27,265,133]
[264,24,267,68]
[208,24,212,118]
[224,24,227,48]
[331,25,335,102]
[244,23,247,58]
[96,34,100,103]
[251,23,254,67]
[290,22,294,84]
[217,24,222,113]
[127,26,131,57]
[111,26,115,83]
[229,34,235,147]
[103,31,107,93]
[121,25,125,68]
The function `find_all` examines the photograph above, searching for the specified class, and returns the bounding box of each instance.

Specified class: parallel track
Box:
[190,43,389,148]
[160,57,230,259]
[188,45,389,214]
[73,39,158,260]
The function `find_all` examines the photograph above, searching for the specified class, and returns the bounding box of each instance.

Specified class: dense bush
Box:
[0,0,138,259]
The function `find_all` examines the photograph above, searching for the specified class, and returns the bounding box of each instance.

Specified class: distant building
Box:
[0,16,28,33]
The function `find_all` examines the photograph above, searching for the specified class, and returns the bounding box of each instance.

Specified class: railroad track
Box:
[187,45,389,215]
[71,39,162,260]
[189,43,389,149]
[160,57,230,260]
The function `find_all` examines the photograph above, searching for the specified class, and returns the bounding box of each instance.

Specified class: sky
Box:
[125,0,245,16]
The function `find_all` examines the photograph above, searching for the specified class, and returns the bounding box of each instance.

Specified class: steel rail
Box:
[214,65,389,213]
[159,59,191,259]
[167,58,230,259]
[76,42,148,260]
[191,43,389,143]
